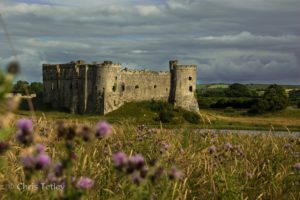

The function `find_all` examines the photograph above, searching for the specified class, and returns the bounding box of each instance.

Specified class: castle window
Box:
[115,76,118,80]
[166,88,168,91]
[189,86,193,92]
[121,84,125,91]
[112,85,116,92]
[154,85,157,89]
[189,76,192,81]
[135,85,139,89]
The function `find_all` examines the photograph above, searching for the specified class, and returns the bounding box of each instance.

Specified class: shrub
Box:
[297,101,300,109]
[150,100,173,112]
[248,99,269,114]
[210,98,256,109]
[263,84,288,111]
[225,83,253,97]
[158,110,174,123]
[182,111,200,124]
[224,107,235,113]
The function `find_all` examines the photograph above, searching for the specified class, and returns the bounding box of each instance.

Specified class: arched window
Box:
[189,86,193,92]
[189,76,192,81]
[121,84,125,91]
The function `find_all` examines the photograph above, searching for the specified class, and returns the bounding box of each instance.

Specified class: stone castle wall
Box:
[42,60,199,115]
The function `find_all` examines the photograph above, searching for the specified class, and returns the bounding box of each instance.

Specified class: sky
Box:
[0,0,299,84]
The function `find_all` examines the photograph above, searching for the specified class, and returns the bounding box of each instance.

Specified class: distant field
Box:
[15,102,300,131]
[197,83,300,90]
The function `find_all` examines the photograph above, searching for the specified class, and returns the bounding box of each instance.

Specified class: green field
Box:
[15,101,300,131]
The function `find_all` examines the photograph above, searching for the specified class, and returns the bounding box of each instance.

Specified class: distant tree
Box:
[12,80,29,95]
[28,82,43,94]
[263,84,288,111]
[249,84,288,114]
[248,99,270,114]
[289,89,300,98]
[225,83,253,97]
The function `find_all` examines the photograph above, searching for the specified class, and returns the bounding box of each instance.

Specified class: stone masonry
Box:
[42,60,199,115]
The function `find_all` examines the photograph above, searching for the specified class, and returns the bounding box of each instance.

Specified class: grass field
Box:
[16,102,300,131]
[1,117,300,199]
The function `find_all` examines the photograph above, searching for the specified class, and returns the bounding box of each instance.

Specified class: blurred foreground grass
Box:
[0,117,300,199]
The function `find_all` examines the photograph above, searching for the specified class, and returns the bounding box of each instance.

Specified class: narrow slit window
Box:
[189,86,193,92]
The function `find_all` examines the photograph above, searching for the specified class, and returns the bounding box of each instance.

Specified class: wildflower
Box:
[169,166,183,180]
[223,142,233,150]
[294,163,300,171]
[140,166,148,178]
[16,119,33,133]
[66,126,77,140]
[150,167,164,183]
[35,153,51,170]
[21,155,36,170]
[57,121,66,138]
[53,162,64,177]
[129,154,145,170]
[15,131,34,145]
[80,126,91,142]
[95,121,112,138]
[77,177,94,189]
[245,172,254,179]
[131,172,142,185]
[208,145,217,153]
[112,152,127,169]
[160,142,169,154]
[47,172,58,182]
[0,142,9,154]
[35,144,45,154]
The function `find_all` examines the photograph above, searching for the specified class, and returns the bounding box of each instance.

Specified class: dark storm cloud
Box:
[0,0,299,84]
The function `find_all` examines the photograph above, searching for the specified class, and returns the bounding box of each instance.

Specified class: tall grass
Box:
[0,117,300,199]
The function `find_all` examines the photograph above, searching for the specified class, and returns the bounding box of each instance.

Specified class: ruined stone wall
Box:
[43,60,199,115]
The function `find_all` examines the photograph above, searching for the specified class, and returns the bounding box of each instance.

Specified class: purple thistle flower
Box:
[208,145,217,153]
[224,142,233,150]
[95,121,112,138]
[129,154,145,170]
[0,142,9,154]
[21,155,36,170]
[131,172,143,185]
[77,177,94,189]
[169,166,184,180]
[47,172,57,182]
[35,153,51,170]
[16,119,33,133]
[35,144,45,154]
[294,163,300,171]
[54,162,64,177]
[112,152,127,169]
[245,172,254,179]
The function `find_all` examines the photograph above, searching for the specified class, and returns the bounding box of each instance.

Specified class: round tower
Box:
[169,60,199,112]
[95,61,121,114]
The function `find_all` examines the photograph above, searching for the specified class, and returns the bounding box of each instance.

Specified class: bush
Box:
[225,83,253,97]
[263,84,288,111]
[158,110,174,123]
[150,100,173,112]
[248,99,270,114]
[182,111,200,124]
[210,98,256,109]
[297,101,300,109]
[224,107,235,113]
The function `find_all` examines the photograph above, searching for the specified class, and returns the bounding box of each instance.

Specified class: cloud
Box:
[0,0,299,84]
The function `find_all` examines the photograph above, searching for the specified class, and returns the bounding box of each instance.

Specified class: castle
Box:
[42,60,199,115]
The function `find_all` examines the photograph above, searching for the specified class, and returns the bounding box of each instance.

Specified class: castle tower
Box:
[169,60,199,113]
[94,61,121,114]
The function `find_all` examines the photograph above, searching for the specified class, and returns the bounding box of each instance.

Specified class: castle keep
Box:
[42,60,199,115]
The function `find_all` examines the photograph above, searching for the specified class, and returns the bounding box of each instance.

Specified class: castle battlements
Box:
[42,60,199,114]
